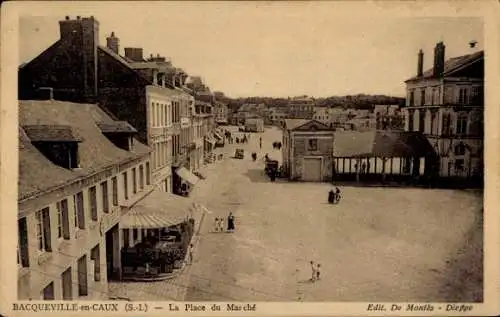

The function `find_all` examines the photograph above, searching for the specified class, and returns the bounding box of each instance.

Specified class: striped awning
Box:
[120,189,202,229]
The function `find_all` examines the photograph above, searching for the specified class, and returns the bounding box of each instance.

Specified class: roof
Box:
[98,46,152,85]
[406,50,483,81]
[22,124,82,142]
[97,121,137,133]
[283,119,312,130]
[19,100,151,202]
[333,131,436,158]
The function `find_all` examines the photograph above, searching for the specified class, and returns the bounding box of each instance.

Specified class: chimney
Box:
[417,49,424,77]
[59,16,99,98]
[106,32,119,54]
[433,42,445,77]
[124,47,143,62]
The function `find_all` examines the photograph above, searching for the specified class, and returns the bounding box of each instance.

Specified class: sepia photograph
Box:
[1,1,499,316]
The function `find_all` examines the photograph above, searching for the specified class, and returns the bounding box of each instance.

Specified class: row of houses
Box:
[281,42,483,186]
[17,15,224,300]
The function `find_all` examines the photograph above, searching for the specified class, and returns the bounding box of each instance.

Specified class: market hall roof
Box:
[333,131,436,158]
[19,100,151,202]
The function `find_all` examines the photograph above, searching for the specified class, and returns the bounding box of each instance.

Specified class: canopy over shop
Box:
[332,131,437,183]
[119,189,203,279]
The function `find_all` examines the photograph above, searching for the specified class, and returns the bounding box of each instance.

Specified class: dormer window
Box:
[97,121,137,151]
[23,125,82,169]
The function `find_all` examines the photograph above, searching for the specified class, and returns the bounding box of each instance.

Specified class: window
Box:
[455,143,466,156]
[418,111,425,133]
[123,229,130,248]
[36,207,51,252]
[89,186,97,221]
[133,228,138,241]
[56,199,70,239]
[457,113,468,135]
[77,255,88,296]
[61,268,73,300]
[74,192,85,229]
[420,89,425,106]
[442,113,451,136]
[90,245,101,282]
[146,162,151,185]
[459,88,469,104]
[42,282,55,300]
[101,182,109,214]
[111,177,118,206]
[132,168,137,194]
[455,159,465,173]
[18,218,29,267]
[139,165,144,189]
[123,172,128,200]
[408,111,413,131]
[308,139,318,151]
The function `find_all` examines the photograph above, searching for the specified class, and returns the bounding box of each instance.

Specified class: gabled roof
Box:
[283,119,330,131]
[333,131,435,158]
[98,46,152,85]
[23,124,82,142]
[406,51,483,82]
[19,100,151,202]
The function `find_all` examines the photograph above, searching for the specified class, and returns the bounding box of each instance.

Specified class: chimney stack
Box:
[433,42,445,77]
[417,49,424,77]
[106,32,119,54]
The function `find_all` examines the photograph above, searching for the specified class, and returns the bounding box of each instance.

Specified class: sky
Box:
[18,3,484,98]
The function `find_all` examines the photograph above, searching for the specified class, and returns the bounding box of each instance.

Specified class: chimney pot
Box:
[65,16,70,20]
[76,16,81,20]
[111,31,115,36]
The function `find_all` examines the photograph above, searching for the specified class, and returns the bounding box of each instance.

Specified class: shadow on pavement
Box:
[244,169,272,183]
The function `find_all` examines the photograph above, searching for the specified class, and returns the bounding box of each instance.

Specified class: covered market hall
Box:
[119,188,205,281]
[332,131,438,184]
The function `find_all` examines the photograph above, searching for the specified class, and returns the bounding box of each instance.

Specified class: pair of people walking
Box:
[214,212,236,233]
[328,187,341,204]
[310,261,321,282]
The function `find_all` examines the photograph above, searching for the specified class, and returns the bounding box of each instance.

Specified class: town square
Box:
[6,2,488,309]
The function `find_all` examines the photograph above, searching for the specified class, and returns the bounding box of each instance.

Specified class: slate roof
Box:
[19,100,151,202]
[97,121,137,133]
[406,51,483,82]
[283,119,310,131]
[333,131,436,158]
[23,124,82,142]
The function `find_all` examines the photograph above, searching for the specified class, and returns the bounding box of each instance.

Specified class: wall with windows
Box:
[18,158,151,300]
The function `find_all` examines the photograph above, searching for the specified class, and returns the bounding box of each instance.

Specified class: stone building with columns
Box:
[18,100,152,300]
[402,42,484,185]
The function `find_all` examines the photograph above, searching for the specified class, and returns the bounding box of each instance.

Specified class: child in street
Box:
[219,217,225,232]
[316,264,321,281]
[310,261,316,282]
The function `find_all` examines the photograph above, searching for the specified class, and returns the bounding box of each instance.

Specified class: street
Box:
[110,125,483,302]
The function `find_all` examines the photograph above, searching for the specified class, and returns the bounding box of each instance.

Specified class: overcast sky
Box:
[18,3,483,98]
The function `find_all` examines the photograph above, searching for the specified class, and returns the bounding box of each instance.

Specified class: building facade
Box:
[18,100,152,300]
[214,102,229,125]
[402,42,484,183]
[282,119,334,182]
[18,16,207,196]
[288,96,315,119]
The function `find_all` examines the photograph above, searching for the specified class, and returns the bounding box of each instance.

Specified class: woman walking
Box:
[227,212,235,232]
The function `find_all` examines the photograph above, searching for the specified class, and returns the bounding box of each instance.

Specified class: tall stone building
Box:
[18,16,206,195]
[402,42,484,184]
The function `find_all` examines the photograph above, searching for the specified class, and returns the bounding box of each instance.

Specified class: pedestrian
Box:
[316,264,321,280]
[310,261,316,282]
[328,189,335,204]
[259,137,262,149]
[214,217,219,232]
[335,187,341,204]
[227,212,235,232]
[188,244,194,264]
[219,217,225,232]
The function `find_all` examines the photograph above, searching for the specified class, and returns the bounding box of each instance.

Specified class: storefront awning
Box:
[176,167,200,185]
[120,189,202,229]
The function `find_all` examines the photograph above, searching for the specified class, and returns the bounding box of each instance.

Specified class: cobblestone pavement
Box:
[110,126,484,302]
